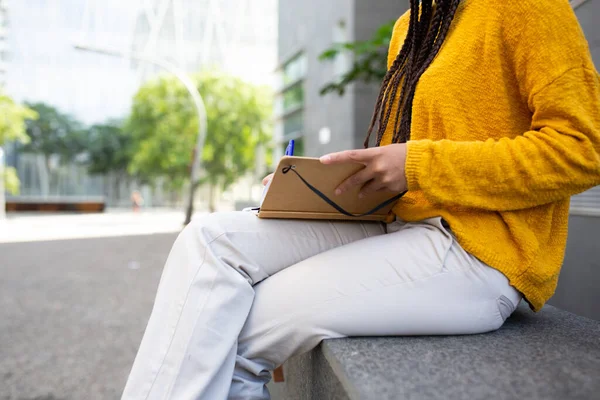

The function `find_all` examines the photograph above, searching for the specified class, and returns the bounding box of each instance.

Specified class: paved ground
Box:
[0,232,178,400]
[0,211,287,400]
[0,209,189,244]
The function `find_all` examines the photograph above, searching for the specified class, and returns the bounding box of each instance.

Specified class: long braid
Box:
[363,0,421,148]
[373,0,420,146]
[415,0,445,72]
[414,0,433,53]
[366,0,462,147]
[363,31,413,147]
[393,0,448,143]
[389,0,443,144]
[395,0,461,143]
[390,0,433,145]
[375,61,408,145]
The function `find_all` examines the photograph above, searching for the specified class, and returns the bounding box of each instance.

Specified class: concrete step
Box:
[269,304,600,400]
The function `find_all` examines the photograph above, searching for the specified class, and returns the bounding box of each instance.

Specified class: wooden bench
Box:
[6,196,106,213]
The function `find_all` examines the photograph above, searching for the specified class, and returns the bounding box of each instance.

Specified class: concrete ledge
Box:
[270,304,600,400]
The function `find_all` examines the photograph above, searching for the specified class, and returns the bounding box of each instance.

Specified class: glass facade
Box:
[130,0,277,86]
[283,84,304,112]
[281,53,306,87]
[283,111,303,138]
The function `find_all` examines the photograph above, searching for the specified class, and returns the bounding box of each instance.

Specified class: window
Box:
[283,83,304,112]
[283,111,303,137]
[275,53,307,157]
[282,54,307,87]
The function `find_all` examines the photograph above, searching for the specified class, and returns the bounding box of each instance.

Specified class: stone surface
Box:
[274,304,600,400]
[268,344,350,400]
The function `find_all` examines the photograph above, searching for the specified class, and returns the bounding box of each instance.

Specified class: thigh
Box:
[238,218,518,363]
[188,211,385,281]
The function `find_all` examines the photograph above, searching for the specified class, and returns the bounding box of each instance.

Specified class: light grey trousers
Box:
[121,211,521,400]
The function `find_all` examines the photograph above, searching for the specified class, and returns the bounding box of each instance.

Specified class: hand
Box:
[320,144,408,198]
[262,173,274,186]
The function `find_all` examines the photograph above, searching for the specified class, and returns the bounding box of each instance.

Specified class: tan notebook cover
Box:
[257,156,401,222]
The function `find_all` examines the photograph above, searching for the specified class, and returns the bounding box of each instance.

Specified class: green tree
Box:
[127,71,273,211]
[0,91,37,194]
[21,102,87,195]
[87,120,134,199]
[319,21,395,96]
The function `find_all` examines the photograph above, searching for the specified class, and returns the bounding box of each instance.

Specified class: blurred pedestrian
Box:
[131,190,144,213]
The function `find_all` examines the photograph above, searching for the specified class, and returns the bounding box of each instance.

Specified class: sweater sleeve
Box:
[405,0,600,211]
[406,67,600,211]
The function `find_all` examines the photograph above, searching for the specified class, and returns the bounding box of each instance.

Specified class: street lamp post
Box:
[73,43,207,225]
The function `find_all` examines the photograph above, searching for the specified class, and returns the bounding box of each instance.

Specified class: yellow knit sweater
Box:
[381,0,600,311]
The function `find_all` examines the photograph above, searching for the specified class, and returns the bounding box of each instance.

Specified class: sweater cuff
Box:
[405,140,432,191]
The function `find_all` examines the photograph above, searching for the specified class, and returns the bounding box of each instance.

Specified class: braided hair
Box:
[364,0,462,148]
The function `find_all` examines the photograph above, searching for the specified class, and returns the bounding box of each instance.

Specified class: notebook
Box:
[255,156,404,222]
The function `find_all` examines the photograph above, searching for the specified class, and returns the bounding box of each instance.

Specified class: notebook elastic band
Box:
[281,165,405,218]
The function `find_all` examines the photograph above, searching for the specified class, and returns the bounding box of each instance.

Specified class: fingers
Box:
[262,173,274,186]
[358,180,387,199]
[335,167,373,195]
[320,147,380,165]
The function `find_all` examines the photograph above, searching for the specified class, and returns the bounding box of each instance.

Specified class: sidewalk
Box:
[0,208,205,243]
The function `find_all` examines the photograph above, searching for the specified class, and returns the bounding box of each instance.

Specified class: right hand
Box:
[262,173,274,186]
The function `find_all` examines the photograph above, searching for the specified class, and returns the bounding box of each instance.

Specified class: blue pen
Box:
[285,139,295,156]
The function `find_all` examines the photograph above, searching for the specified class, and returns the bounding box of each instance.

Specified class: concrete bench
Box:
[268,303,600,400]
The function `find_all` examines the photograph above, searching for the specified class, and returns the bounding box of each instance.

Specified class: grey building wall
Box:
[278,0,408,156]
[549,0,600,321]
[278,0,353,156]
[550,216,600,321]
[574,0,600,65]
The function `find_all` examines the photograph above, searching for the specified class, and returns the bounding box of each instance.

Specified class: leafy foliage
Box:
[87,120,133,177]
[22,102,87,163]
[0,92,37,145]
[126,71,273,193]
[0,91,37,195]
[3,167,21,195]
[319,20,396,96]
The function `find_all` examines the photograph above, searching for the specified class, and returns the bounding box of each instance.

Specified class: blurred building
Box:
[275,0,408,159]
[5,0,276,124]
[0,0,7,88]
[3,0,277,206]
[129,0,276,85]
